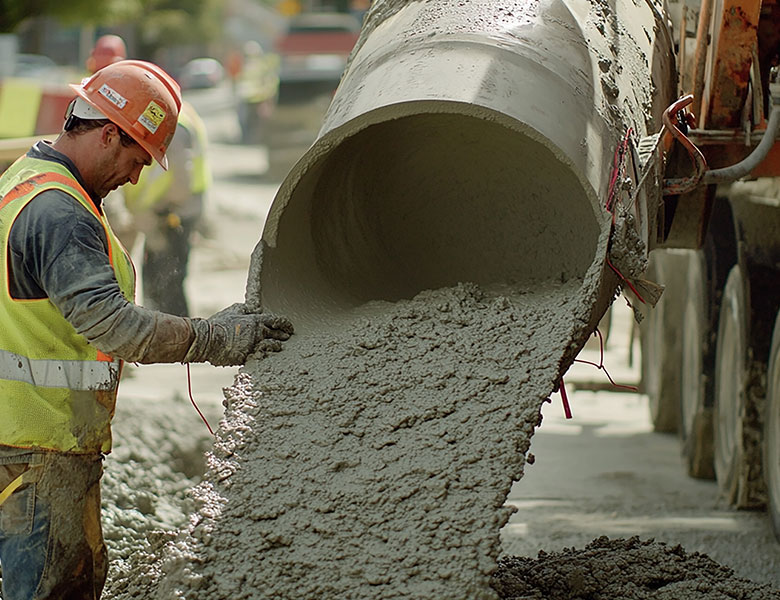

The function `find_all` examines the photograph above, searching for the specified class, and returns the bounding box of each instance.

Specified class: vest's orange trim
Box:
[0,170,113,264]
[0,173,48,211]
[0,172,98,215]
[42,173,98,215]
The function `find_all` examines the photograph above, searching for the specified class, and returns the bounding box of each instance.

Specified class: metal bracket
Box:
[662,94,709,196]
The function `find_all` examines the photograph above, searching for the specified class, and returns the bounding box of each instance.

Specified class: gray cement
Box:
[107,280,590,598]
[100,279,780,600]
[492,536,780,599]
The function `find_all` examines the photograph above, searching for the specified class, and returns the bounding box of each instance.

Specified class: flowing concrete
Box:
[104,1,682,598]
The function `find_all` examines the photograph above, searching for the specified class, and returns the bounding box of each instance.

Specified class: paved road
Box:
[501,302,780,587]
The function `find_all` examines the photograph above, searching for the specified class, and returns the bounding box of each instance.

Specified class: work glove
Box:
[184,303,294,366]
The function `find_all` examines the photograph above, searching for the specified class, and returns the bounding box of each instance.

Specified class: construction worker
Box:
[236,40,279,145]
[86,34,212,316]
[0,60,292,599]
[122,99,211,316]
[85,34,127,74]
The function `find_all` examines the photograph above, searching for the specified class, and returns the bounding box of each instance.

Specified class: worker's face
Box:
[94,124,152,198]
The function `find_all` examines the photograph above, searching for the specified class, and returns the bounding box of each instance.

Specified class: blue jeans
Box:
[0,452,106,600]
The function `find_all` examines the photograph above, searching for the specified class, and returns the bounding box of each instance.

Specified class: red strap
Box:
[559,377,573,419]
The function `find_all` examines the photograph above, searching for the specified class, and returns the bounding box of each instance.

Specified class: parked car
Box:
[179,58,225,90]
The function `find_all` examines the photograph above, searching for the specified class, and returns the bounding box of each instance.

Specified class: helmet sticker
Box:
[98,84,128,109]
[138,100,167,134]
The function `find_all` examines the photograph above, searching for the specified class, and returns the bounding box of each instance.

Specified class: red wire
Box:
[555,130,640,420]
[606,256,646,304]
[605,128,633,213]
[559,377,573,419]
[186,363,215,435]
[604,127,647,305]
[574,327,639,393]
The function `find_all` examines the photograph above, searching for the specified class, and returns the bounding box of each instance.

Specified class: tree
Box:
[132,0,224,57]
[2,0,226,63]
[0,0,122,33]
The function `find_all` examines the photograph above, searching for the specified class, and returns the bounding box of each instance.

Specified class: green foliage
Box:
[134,0,225,55]
[0,0,115,32]
[0,0,224,50]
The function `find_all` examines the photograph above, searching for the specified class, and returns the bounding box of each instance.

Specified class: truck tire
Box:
[713,265,764,508]
[641,251,687,433]
[766,311,780,541]
[679,251,715,479]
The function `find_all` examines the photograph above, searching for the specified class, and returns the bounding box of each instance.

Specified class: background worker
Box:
[123,99,210,316]
[235,40,279,145]
[85,34,127,75]
[87,34,212,317]
[0,60,292,600]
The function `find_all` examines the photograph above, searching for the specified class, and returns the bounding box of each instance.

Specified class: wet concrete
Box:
[88,141,780,599]
[5,1,772,597]
[107,281,594,598]
[492,536,780,599]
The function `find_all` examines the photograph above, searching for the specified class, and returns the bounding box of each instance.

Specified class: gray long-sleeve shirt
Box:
[7,141,191,362]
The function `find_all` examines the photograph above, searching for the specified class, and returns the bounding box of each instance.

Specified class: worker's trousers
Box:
[0,451,107,600]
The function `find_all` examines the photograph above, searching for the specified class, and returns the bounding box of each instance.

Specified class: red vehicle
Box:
[274,12,361,105]
[266,12,362,178]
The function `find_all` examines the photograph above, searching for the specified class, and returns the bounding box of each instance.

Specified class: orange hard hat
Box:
[70,60,182,169]
[87,34,127,73]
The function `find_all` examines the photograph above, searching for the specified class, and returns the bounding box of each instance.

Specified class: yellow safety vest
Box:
[0,155,135,454]
[123,101,210,213]
[180,101,210,195]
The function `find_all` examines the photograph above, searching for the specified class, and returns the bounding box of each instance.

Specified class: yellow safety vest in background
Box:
[180,101,210,195]
[0,155,135,454]
[123,100,210,214]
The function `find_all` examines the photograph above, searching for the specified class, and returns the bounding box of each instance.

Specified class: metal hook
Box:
[662,94,708,196]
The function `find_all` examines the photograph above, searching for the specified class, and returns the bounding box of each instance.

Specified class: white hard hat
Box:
[70,95,109,120]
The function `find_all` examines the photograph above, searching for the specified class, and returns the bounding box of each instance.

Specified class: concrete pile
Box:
[492,537,780,599]
[106,280,595,599]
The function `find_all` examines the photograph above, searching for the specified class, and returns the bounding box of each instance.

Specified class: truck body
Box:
[258,0,780,542]
[641,0,780,538]
[265,11,361,178]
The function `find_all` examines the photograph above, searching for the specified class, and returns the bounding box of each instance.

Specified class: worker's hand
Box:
[184,303,294,366]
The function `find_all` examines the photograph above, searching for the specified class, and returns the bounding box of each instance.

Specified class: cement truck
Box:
[253,0,780,550]
[637,0,780,540]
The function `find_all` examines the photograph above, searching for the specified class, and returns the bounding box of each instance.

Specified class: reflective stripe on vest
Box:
[0,348,120,390]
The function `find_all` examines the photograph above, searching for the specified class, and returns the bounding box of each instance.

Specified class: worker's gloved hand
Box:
[184,303,294,366]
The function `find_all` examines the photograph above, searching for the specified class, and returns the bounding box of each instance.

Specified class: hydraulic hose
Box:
[703,68,780,185]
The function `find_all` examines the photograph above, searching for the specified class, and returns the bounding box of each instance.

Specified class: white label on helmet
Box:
[98,84,127,109]
[138,100,166,134]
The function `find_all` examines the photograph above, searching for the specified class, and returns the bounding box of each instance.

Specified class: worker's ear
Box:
[100,123,121,148]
